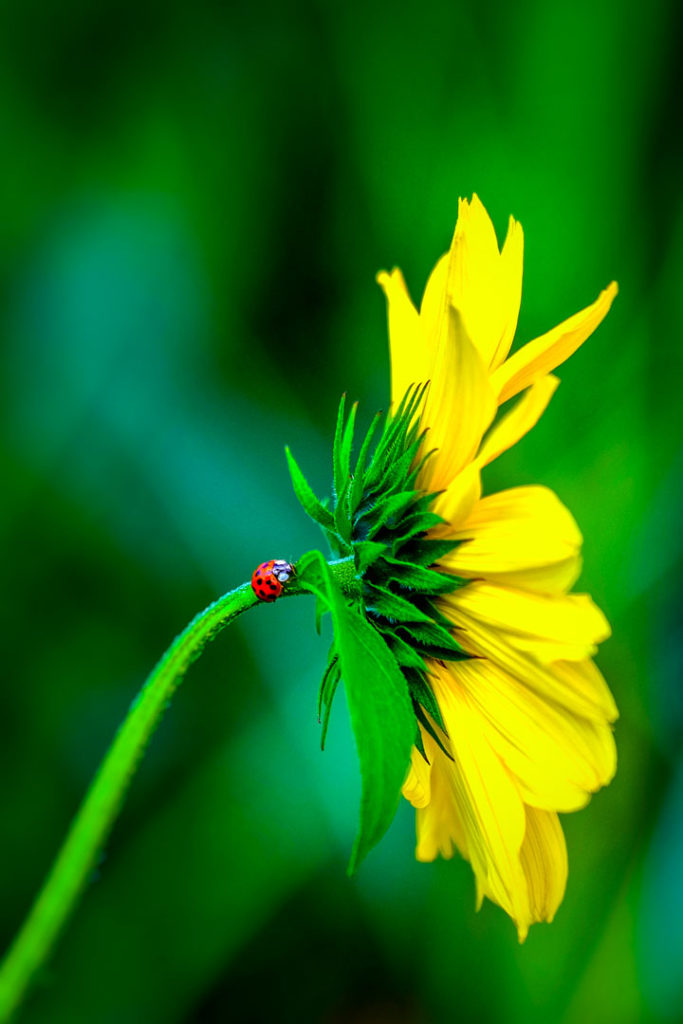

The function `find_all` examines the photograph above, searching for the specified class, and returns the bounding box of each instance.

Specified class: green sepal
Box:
[396,620,466,656]
[409,641,470,663]
[413,702,453,762]
[323,527,352,560]
[397,536,463,566]
[334,476,353,544]
[357,490,422,541]
[340,401,358,487]
[407,672,448,734]
[364,584,438,625]
[384,510,446,546]
[350,412,382,514]
[332,393,347,501]
[414,724,427,760]
[285,447,335,530]
[353,540,387,574]
[372,557,461,595]
[384,631,429,671]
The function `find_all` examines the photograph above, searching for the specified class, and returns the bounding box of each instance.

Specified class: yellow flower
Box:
[377,195,618,941]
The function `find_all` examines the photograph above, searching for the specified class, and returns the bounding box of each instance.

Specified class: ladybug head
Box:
[271,559,294,583]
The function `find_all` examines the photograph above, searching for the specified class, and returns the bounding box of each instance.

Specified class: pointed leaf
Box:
[298,551,415,873]
[317,648,340,721]
[318,649,341,750]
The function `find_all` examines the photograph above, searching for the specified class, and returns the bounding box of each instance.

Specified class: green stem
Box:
[0,556,355,1022]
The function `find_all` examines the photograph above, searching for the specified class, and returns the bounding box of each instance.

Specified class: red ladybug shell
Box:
[251,559,294,602]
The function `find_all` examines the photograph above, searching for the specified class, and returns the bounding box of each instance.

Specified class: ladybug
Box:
[251,559,294,602]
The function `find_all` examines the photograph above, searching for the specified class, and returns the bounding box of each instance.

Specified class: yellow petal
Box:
[420,196,524,374]
[429,668,529,924]
[491,215,525,369]
[441,605,616,723]
[448,196,525,371]
[431,461,482,530]
[441,485,583,594]
[418,196,524,373]
[478,375,559,467]
[490,282,618,403]
[420,307,496,490]
[519,807,568,934]
[402,745,432,808]
[445,582,611,662]
[376,268,428,405]
[447,660,616,812]
[419,251,449,344]
[552,659,619,723]
[414,732,470,862]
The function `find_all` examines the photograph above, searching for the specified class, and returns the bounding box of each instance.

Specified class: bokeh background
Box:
[1,0,682,1021]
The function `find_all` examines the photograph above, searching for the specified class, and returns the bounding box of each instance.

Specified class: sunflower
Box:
[376,195,618,941]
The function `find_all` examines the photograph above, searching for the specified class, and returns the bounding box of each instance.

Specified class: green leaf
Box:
[317,647,339,718]
[299,551,415,873]
[313,592,327,634]
[320,670,341,750]
[317,648,341,750]
[285,447,335,530]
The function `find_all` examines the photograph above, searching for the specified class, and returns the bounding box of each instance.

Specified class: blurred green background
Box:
[1,0,681,1021]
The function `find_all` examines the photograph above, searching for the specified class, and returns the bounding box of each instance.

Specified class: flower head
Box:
[290,194,617,941]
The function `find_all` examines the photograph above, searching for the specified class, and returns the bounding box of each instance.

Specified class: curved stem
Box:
[0,572,308,1022]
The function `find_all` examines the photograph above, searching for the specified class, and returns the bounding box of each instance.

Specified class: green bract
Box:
[286,387,469,871]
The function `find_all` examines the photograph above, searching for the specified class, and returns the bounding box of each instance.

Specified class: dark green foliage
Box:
[288,388,471,865]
